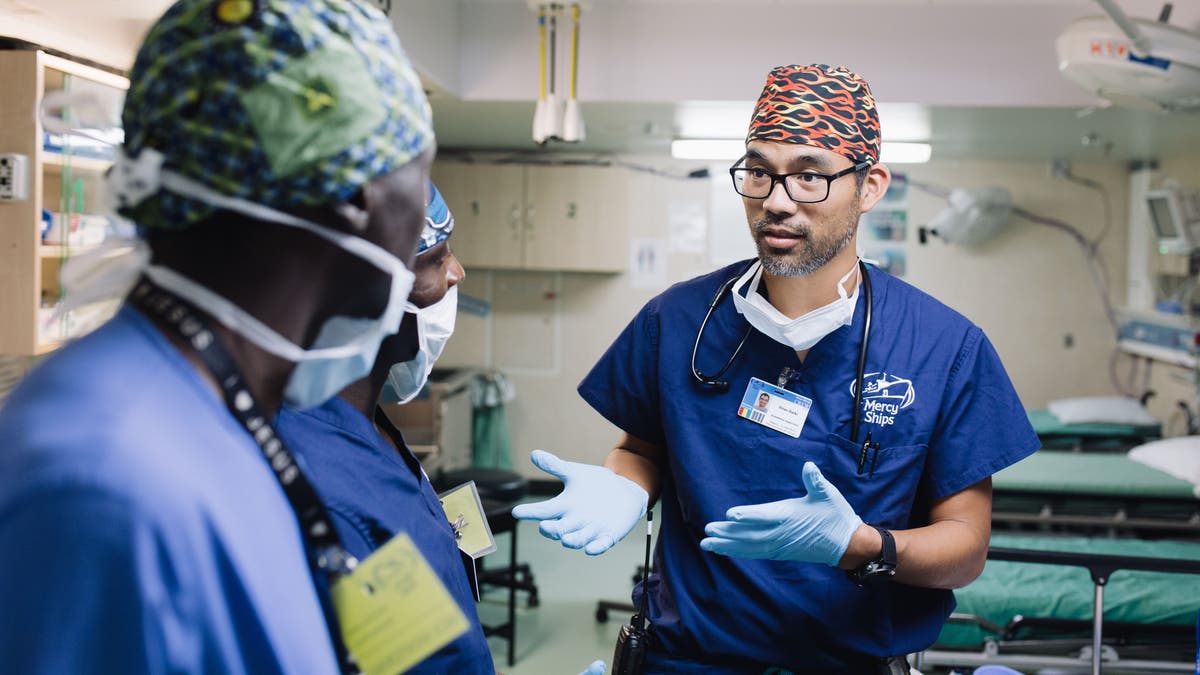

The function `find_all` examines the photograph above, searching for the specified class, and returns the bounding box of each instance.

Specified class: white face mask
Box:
[731,259,860,351]
[384,286,458,404]
[108,147,416,410]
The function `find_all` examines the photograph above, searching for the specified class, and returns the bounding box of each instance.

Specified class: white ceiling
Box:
[428,0,1200,159]
[1,0,170,20]
[3,0,1198,160]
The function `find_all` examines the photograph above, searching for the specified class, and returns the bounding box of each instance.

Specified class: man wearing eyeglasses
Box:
[514,64,1038,673]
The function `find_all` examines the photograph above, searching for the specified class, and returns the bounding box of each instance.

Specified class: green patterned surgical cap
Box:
[119,0,433,230]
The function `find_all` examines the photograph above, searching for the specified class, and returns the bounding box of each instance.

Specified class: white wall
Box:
[455,0,1200,106]
[437,156,1133,476]
[903,161,1128,408]
[0,8,154,70]
[390,0,461,94]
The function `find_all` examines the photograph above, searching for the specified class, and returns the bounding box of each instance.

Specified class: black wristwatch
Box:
[846,525,897,587]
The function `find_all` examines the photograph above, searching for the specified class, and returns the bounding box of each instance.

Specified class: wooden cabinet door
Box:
[525,165,629,272]
[432,161,524,269]
[521,164,570,271]
[432,162,630,273]
[570,166,628,272]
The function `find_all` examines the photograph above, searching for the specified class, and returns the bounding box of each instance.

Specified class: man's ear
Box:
[858,162,892,214]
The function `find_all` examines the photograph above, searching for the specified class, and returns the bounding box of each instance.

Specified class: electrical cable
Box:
[911,177,1129,394]
[1062,172,1112,246]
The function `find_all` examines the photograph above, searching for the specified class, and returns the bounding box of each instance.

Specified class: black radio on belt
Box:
[612,510,654,674]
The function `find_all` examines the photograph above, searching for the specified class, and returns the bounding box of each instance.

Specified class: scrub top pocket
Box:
[821,434,928,528]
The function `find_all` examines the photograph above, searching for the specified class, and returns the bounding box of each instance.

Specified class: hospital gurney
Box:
[917,535,1200,674]
[990,451,1200,537]
[1028,409,1161,452]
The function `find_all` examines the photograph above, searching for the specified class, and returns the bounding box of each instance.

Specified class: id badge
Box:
[331,533,470,675]
[738,377,812,438]
[438,480,498,559]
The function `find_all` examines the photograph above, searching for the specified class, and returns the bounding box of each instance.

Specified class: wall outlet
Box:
[0,154,30,201]
[1050,158,1070,180]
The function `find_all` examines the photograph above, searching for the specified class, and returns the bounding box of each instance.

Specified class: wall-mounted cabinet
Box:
[431,160,628,273]
[0,50,127,356]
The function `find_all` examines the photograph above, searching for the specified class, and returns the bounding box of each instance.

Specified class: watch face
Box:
[870,562,897,576]
[852,561,896,584]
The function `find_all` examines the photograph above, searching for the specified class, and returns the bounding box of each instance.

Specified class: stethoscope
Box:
[691,259,874,445]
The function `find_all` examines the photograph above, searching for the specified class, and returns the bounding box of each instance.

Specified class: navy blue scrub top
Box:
[0,307,341,674]
[578,260,1040,671]
[275,397,493,674]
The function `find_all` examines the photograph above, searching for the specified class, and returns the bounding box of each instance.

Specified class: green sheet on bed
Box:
[1028,409,1161,439]
[936,535,1200,648]
[992,450,1197,499]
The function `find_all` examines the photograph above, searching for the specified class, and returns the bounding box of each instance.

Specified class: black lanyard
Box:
[129,277,358,674]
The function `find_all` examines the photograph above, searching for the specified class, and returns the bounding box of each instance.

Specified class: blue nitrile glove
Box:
[578,660,607,675]
[511,449,648,556]
[700,461,863,566]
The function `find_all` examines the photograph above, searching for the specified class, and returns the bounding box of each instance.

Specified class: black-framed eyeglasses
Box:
[729,157,870,204]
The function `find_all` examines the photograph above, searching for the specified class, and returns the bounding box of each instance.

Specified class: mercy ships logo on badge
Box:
[849,372,916,427]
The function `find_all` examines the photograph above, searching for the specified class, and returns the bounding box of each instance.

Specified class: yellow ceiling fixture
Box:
[531,2,588,144]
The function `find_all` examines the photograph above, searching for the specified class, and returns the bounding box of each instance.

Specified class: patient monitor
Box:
[1147,187,1200,255]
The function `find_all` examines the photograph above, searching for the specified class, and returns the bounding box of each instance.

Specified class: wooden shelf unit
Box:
[0,50,128,356]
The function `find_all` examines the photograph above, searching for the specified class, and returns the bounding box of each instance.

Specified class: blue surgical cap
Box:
[418,180,454,254]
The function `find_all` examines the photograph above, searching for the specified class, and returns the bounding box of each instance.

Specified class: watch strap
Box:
[846,525,897,586]
[876,525,897,567]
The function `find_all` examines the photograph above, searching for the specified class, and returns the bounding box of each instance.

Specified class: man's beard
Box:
[752,203,861,277]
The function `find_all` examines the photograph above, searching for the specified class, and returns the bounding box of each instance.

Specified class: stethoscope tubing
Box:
[691,259,873,443]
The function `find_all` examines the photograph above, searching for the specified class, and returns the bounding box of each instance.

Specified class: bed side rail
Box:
[984,547,1200,675]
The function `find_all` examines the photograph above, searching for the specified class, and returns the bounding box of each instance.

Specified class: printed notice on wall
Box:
[630,238,667,289]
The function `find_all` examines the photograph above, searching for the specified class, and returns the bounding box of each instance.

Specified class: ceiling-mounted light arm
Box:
[548,5,558,100]
[1094,0,1155,55]
[532,6,547,142]
[562,3,586,141]
[532,4,563,144]
[538,6,547,103]
[529,1,587,144]
[570,4,580,101]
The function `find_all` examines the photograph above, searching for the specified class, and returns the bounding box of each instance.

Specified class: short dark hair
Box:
[854,164,869,190]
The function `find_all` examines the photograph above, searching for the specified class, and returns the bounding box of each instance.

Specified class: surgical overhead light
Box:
[531,2,588,144]
[1056,0,1200,112]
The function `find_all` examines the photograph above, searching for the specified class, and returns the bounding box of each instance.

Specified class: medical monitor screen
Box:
[1148,195,1179,238]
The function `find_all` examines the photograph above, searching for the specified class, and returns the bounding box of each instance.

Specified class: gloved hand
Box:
[511,449,648,556]
[578,660,607,675]
[700,461,863,566]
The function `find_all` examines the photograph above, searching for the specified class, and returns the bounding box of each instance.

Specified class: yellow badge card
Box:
[332,533,469,675]
[439,480,498,559]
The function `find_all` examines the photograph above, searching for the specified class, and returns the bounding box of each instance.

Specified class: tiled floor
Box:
[482,504,659,675]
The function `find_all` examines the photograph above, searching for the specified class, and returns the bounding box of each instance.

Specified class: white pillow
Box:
[1128,436,1200,497]
[1047,396,1158,426]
